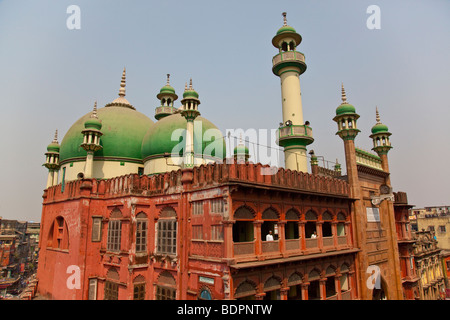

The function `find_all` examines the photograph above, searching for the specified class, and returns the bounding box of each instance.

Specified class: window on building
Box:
[135,212,147,253]
[285,209,299,240]
[308,269,321,300]
[337,212,346,236]
[322,211,333,237]
[88,278,98,300]
[211,225,223,241]
[156,286,176,300]
[192,225,203,240]
[156,207,177,255]
[107,220,121,252]
[438,225,446,233]
[305,211,317,238]
[133,283,145,300]
[261,208,279,241]
[91,217,102,242]
[104,281,119,300]
[233,206,255,243]
[192,201,204,215]
[210,198,224,214]
[156,271,176,300]
[47,216,69,250]
[428,226,435,232]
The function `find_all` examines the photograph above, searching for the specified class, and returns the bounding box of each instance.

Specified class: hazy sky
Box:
[0,0,449,222]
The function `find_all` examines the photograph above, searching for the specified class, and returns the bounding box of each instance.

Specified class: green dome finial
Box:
[105,67,135,110]
[47,129,60,152]
[335,83,356,115]
[84,101,103,130]
[182,78,199,99]
[371,107,389,134]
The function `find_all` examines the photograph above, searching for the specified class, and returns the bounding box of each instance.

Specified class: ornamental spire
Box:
[52,129,58,143]
[282,12,287,26]
[166,73,170,86]
[119,67,126,97]
[189,78,193,90]
[90,101,98,119]
[376,106,381,123]
[341,83,348,105]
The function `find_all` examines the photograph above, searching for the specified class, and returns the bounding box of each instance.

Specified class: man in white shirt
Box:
[266,230,274,241]
[311,231,317,239]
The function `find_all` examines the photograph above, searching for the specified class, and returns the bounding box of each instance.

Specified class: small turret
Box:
[44,130,61,188]
[155,74,178,120]
[333,83,360,141]
[180,79,201,168]
[370,107,392,155]
[80,101,103,178]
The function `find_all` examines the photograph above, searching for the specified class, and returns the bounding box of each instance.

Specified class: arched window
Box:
[234,280,257,300]
[156,271,176,300]
[307,269,321,300]
[340,263,351,293]
[263,276,282,300]
[233,206,254,243]
[156,207,177,255]
[337,212,346,236]
[136,212,148,253]
[285,209,300,239]
[287,272,303,300]
[262,208,279,241]
[107,208,122,252]
[133,275,146,300]
[46,216,69,250]
[281,42,288,52]
[325,266,336,298]
[198,287,212,300]
[322,211,333,237]
[305,210,317,238]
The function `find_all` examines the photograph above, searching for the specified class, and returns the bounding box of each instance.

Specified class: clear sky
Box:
[0,0,449,222]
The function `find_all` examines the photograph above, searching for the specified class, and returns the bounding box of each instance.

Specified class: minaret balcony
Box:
[155,106,176,119]
[277,124,314,147]
[272,51,306,75]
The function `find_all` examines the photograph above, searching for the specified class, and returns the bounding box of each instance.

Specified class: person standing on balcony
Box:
[266,230,274,241]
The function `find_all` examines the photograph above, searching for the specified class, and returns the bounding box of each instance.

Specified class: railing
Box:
[323,237,334,247]
[233,241,255,256]
[341,290,352,300]
[262,241,279,253]
[338,236,347,246]
[326,294,338,300]
[285,239,300,251]
[155,106,175,115]
[305,238,318,249]
[278,125,313,139]
[272,51,305,67]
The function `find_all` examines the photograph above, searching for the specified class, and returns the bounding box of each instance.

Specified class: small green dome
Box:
[336,103,356,116]
[183,90,199,99]
[84,117,102,131]
[371,123,389,134]
[60,106,154,163]
[141,113,225,161]
[157,85,178,100]
[47,142,60,153]
[276,25,297,35]
[234,144,249,155]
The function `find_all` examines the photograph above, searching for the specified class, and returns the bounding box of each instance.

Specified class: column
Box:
[85,151,94,178]
[278,220,286,256]
[254,220,263,257]
[301,283,309,300]
[299,221,306,252]
[316,221,324,252]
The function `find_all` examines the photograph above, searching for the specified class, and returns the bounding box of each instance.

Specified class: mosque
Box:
[37,13,420,300]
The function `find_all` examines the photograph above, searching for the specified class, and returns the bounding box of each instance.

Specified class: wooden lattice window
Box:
[157,209,177,255]
[210,198,224,214]
[136,213,147,253]
[133,283,145,300]
[104,281,118,300]
[91,217,102,242]
[88,278,98,300]
[107,220,121,252]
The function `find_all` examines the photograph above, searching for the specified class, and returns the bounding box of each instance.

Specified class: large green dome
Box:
[141,113,226,161]
[59,106,154,163]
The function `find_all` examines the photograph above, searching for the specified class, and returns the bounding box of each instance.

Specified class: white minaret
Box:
[180,79,201,168]
[272,13,313,172]
[80,101,103,178]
